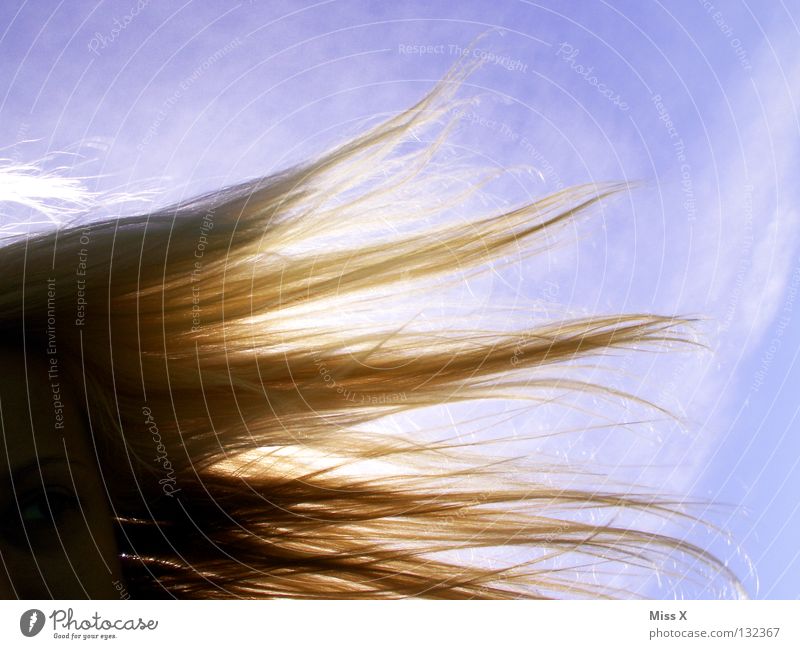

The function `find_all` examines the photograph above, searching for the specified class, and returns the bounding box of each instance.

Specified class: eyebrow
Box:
[2,455,87,485]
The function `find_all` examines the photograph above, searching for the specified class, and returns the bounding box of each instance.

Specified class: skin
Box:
[0,345,123,598]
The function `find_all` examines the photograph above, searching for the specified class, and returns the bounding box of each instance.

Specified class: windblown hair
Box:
[0,67,740,598]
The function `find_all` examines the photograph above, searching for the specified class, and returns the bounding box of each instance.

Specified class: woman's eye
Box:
[1,488,82,549]
[19,489,80,527]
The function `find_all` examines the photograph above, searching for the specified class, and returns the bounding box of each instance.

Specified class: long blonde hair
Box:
[0,65,741,598]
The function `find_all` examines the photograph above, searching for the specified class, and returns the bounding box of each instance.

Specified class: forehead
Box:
[0,345,88,475]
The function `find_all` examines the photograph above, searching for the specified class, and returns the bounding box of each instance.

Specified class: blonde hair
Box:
[0,66,741,598]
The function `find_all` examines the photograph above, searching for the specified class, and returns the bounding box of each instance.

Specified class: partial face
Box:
[0,345,123,598]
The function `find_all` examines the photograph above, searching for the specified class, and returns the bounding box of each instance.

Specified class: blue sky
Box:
[0,1,798,598]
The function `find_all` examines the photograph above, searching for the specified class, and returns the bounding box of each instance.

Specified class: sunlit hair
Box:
[0,65,742,599]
